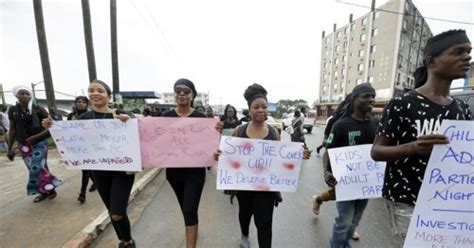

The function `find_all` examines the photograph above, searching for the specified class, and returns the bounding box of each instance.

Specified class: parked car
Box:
[451,86,474,114]
[266,116,282,133]
[281,110,316,133]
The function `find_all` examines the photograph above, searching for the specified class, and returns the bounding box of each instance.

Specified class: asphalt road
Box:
[94,126,394,248]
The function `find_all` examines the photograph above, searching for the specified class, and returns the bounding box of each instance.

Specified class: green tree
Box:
[275,99,308,118]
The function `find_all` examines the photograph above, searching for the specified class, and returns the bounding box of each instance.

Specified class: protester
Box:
[162,78,222,248]
[142,107,152,117]
[324,83,377,248]
[205,105,214,118]
[67,96,96,204]
[0,106,9,152]
[215,83,311,248]
[371,29,472,247]
[195,105,206,114]
[7,85,62,202]
[220,104,241,129]
[315,94,352,156]
[290,109,305,143]
[239,109,251,122]
[44,80,135,247]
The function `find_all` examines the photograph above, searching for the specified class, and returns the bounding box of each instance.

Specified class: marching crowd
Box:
[1,29,471,248]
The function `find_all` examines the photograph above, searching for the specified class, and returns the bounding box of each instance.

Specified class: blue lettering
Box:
[223,137,237,155]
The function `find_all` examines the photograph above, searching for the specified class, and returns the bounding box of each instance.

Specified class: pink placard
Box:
[138,117,220,168]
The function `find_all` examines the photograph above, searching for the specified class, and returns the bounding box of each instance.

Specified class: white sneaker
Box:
[240,235,250,248]
[352,231,360,240]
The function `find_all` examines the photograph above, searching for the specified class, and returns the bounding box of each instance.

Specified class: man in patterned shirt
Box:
[371,29,472,247]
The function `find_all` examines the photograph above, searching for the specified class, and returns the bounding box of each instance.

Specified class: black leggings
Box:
[237,191,275,248]
[80,170,95,194]
[168,177,205,226]
[92,172,135,241]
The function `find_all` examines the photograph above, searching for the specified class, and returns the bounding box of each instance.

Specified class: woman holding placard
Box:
[215,83,311,248]
[43,80,135,248]
[162,78,223,248]
[6,85,62,203]
[67,96,97,204]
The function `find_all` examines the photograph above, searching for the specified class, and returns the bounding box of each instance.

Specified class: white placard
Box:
[404,120,474,248]
[49,119,142,171]
[328,144,386,201]
[217,136,304,192]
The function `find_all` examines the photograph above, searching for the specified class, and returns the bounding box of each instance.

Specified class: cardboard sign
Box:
[217,136,304,192]
[139,117,220,168]
[49,119,142,171]
[328,144,386,201]
[404,120,474,248]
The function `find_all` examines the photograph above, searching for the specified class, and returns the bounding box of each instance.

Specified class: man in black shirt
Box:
[324,83,377,248]
[371,30,472,247]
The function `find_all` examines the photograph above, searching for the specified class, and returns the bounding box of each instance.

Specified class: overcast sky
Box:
[1,0,473,109]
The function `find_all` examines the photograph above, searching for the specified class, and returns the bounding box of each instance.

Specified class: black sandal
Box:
[33,193,48,203]
[48,190,57,200]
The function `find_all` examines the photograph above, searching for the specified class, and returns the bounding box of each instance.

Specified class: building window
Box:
[374,11,380,19]
[341,68,346,76]
[351,24,355,31]
[335,58,339,64]
[360,34,366,42]
[369,60,375,68]
[334,84,338,90]
[337,32,341,38]
[342,55,346,62]
[326,38,330,44]
[334,71,338,77]
[403,19,408,31]
[368,76,374,83]
[343,41,348,49]
[370,45,377,53]
[372,28,378,37]
[358,64,364,72]
[356,79,362,85]
[400,38,405,48]
[336,45,340,52]
[359,49,364,57]
[344,27,349,34]
[324,62,327,68]
[362,17,368,25]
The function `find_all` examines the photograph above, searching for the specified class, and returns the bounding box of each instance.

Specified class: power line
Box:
[335,0,474,25]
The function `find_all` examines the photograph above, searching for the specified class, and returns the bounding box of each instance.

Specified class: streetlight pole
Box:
[31,81,44,105]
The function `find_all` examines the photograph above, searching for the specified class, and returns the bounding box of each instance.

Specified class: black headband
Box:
[174,78,197,106]
[414,30,471,88]
[352,83,375,97]
[91,80,112,96]
[247,94,267,107]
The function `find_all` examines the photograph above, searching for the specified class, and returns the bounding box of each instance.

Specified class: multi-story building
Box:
[315,0,432,117]
[162,92,210,106]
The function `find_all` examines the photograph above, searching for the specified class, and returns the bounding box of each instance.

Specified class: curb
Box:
[62,168,163,248]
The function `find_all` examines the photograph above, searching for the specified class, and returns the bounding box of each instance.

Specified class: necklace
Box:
[92,109,112,119]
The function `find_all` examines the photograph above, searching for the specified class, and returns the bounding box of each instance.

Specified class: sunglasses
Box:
[174,87,192,94]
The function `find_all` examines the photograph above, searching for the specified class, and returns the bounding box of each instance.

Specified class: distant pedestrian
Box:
[220,104,241,129]
[44,80,135,247]
[142,107,152,117]
[7,85,62,203]
[67,96,96,204]
[205,105,214,118]
[290,109,304,143]
[239,109,251,123]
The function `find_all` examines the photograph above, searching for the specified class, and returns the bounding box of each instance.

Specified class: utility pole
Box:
[110,0,121,103]
[33,0,57,113]
[81,0,97,83]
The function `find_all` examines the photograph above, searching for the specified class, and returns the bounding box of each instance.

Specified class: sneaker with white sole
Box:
[352,231,360,240]
[312,195,321,215]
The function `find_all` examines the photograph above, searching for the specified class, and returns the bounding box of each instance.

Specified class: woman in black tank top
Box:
[220,84,310,248]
